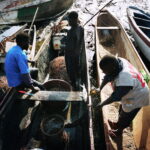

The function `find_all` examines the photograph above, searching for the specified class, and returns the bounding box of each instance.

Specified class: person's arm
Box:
[16,52,39,92]
[28,60,35,66]
[100,75,111,90]
[21,73,33,86]
[95,86,133,108]
[21,73,39,92]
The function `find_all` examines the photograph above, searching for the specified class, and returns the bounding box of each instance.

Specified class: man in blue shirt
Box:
[5,32,40,92]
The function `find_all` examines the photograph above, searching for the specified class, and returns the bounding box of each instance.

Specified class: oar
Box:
[83,0,113,27]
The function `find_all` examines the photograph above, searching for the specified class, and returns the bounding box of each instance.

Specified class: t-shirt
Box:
[5,45,30,87]
[112,58,150,112]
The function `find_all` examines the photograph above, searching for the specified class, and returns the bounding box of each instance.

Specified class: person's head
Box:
[99,55,119,75]
[68,11,78,27]
[16,32,30,50]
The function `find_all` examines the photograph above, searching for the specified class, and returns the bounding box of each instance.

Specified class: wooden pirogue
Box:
[127,6,150,62]
[0,0,74,25]
[95,9,150,150]
[0,16,94,150]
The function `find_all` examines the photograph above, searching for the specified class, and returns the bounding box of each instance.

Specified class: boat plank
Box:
[134,16,150,23]
[20,91,85,101]
[97,26,120,30]
[96,9,150,150]
[138,25,150,30]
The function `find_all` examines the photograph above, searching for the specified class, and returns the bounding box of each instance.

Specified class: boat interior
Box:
[133,12,150,37]
[95,10,150,150]
[0,20,93,150]
[96,11,128,58]
[97,11,149,68]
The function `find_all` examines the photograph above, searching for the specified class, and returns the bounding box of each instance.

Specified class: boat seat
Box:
[20,91,85,102]
[134,16,150,23]
[138,25,150,30]
[96,26,120,30]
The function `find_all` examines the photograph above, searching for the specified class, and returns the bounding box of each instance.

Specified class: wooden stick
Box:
[29,25,36,61]
[83,0,113,27]
[28,7,39,35]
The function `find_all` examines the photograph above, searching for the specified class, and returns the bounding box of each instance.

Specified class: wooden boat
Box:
[0,16,94,150]
[0,0,74,25]
[95,9,150,150]
[127,6,150,62]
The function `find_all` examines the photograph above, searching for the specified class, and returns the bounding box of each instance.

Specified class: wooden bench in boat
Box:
[134,16,150,23]
[138,25,150,30]
[96,26,120,30]
[20,91,86,102]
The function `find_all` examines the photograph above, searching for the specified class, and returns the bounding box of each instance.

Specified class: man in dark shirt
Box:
[5,32,42,92]
[65,11,84,90]
[95,55,149,137]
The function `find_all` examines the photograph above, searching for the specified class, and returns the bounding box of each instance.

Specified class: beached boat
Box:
[127,6,150,62]
[95,9,150,150]
[0,0,74,25]
[0,16,94,150]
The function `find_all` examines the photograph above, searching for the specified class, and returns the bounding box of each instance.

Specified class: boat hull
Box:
[129,22,150,61]
[0,0,74,24]
[95,9,150,150]
[127,6,150,62]
[0,16,94,150]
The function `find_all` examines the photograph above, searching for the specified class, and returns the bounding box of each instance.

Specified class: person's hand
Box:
[31,86,40,93]
[29,60,36,66]
[90,89,100,96]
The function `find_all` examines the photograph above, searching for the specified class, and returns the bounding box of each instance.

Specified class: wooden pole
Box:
[83,0,113,27]
[29,25,36,61]
[28,7,39,35]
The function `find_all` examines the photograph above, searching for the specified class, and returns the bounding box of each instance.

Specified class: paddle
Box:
[83,0,113,27]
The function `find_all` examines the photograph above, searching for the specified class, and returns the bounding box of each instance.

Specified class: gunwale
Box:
[0,15,95,150]
[127,6,150,62]
[95,9,150,150]
[0,0,74,25]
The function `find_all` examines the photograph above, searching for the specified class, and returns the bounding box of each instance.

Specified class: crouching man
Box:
[95,55,150,137]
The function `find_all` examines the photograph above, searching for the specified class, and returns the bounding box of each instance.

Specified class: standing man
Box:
[65,11,85,90]
[5,32,42,92]
[95,55,149,137]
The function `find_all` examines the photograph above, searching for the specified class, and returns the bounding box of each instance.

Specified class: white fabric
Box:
[112,58,150,112]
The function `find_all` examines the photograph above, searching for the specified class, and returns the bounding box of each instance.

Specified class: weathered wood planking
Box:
[96,26,120,30]
[20,91,85,101]
[96,9,150,150]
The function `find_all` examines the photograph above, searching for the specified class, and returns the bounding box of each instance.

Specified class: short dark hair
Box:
[68,11,78,19]
[16,32,29,45]
[99,55,118,70]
